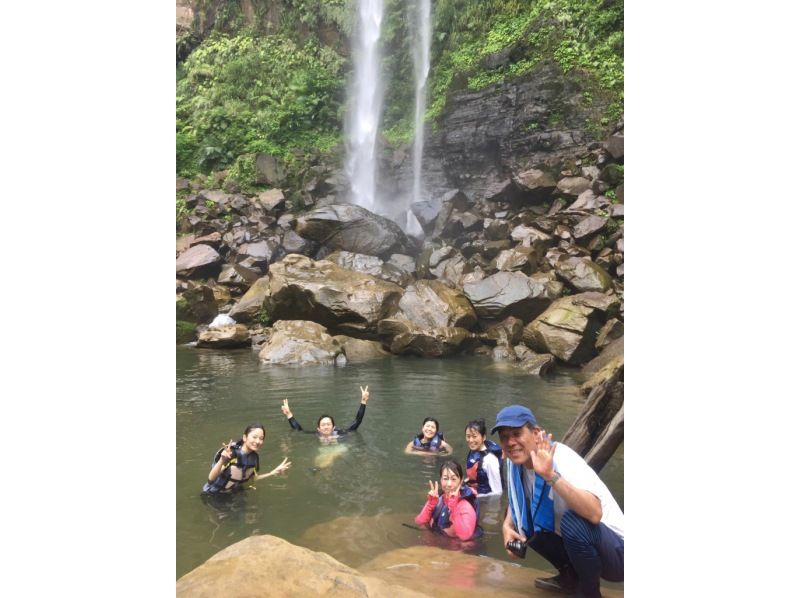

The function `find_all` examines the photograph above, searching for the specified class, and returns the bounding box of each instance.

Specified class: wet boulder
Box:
[410,198,443,232]
[265,254,403,336]
[517,352,556,376]
[176,284,218,324]
[572,214,609,240]
[513,168,557,202]
[491,246,543,274]
[258,320,342,365]
[482,316,524,346]
[556,176,592,197]
[295,204,412,258]
[396,280,477,330]
[463,270,563,321]
[196,323,251,349]
[522,292,620,364]
[281,229,319,257]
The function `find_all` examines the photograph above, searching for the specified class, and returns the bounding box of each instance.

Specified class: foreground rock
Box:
[295,204,414,258]
[176,535,426,598]
[258,320,342,365]
[196,324,251,349]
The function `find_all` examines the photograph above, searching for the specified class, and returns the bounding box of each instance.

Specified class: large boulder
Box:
[265,254,403,336]
[396,280,477,330]
[258,320,343,365]
[325,251,412,287]
[463,270,563,321]
[176,284,218,323]
[176,534,425,598]
[378,318,475,358]
[295,204,413,257]
[196,324,251,349]
[554,256,613,292]
[522,292,620,364]
[227,276,271,323]
[332,335,391,362]
[176,244,221,277]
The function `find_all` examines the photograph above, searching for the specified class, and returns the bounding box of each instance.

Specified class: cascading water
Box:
[345,0,384,212]
[411,0,431,207]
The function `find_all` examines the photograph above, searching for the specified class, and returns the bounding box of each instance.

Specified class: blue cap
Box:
[491,405,537,435]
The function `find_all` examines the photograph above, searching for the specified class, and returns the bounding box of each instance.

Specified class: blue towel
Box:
[506,459,555,536]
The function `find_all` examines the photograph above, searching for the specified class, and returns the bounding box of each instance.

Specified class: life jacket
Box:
[201,441,259,494]
[465,439,505,494]
[430,486,483,539]
[412,431,444,452]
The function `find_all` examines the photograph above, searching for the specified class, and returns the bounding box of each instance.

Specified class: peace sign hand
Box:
[281,399,292,419]
[220,439,235,462]
[529,428,556,478]
[360,385,370,403]
[427,480,439,499]
[272,457,292,475]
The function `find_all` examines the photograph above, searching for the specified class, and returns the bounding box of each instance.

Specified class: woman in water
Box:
[280,385,370,441]
[405,417,453,455]
[202,423,291,494]
[464,418,504,497]
[414,460,479,541]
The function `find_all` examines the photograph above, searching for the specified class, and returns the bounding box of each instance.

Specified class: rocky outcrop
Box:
[522,292,619,364]
[265,254,403,336]
[258,320,342,365]
[395,280,477,330]
[377,318,476,358]
[333,335,391,361]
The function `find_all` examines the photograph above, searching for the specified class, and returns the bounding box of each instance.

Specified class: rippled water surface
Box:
[176,346,624,579]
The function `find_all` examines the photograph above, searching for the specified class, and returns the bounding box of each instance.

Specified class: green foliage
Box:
[255,306,272,326]
[176,33,346,178]
[176,197,189,222]
[605,188,617,201]
[224,153,259,192]
[176,320,198,343]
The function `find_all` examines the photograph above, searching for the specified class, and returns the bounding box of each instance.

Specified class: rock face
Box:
[522,292,619,364]
[265,254,403,336]
[258,320,342,365]
[396,280,477,330]
[295,204,413,257]
[325,250,412,287]
[176,535,426,598]
[463,270,562,321]
[196,324,251,348]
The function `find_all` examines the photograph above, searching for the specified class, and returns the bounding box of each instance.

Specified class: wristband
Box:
[546,472,561,486]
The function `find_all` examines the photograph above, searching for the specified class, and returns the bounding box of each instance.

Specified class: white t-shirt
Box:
[480,451,503,497]
[523,443,624,540]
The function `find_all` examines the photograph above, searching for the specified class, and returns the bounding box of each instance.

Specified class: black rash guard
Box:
[287,403,366,437]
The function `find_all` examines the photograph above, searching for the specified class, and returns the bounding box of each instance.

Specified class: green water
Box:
[176,346,624,579]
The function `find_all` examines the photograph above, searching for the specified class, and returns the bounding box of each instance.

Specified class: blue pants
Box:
[529,510,624,598]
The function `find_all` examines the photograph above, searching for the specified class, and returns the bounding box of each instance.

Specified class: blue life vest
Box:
[412,431,444,452]
[430,486,483,539]
[202,442,260,494]
[465,439,505,494]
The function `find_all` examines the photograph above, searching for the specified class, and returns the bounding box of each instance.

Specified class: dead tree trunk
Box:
[562,364,623,473]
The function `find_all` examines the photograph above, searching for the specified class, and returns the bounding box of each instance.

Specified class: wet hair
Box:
[317,414,335,428]
[439,459,463,480]
[243,423,265,437]
[465,418,487,436]
[417,417,442,441]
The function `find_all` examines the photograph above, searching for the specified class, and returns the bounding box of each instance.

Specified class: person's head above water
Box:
[465,418,487,451]
[439,459,464,496]
[316,414,336,436]
[241,423,265,453]
[418,417,441,441]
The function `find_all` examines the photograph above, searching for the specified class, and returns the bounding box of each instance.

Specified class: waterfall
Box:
[411,0,431,207]
[345,0,384,212]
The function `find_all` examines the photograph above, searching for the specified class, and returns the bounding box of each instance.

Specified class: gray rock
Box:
[554,257,613,292]
[176,244,221,276]
[396,280,477,330]
[556,177,592,196]
[228,277,271,323]
[258,320,342,365]
[196,324,251,349]
[572,215,609,240]
[296,204,412,257]
[332,335,391,361]
[256,189,286,211]
[255,154,286,186]
[463,270,561,321]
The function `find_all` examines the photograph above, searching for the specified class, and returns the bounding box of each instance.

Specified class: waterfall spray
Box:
[345,0,384,212]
